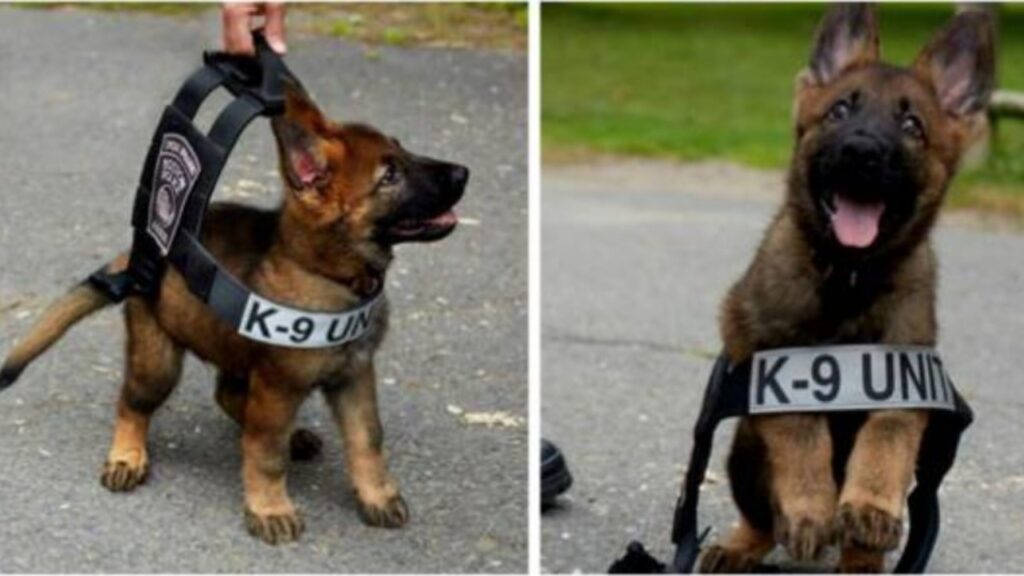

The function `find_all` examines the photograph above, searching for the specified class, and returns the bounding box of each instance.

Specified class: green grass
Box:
[542,3,1024,206]
[17,2,214,16]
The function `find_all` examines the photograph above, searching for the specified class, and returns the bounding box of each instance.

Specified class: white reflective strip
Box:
[237,292,381,348]
[749,345,956,415]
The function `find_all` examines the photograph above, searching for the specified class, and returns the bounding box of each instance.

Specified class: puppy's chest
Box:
[268,301,389,387]
[759,281,896,347]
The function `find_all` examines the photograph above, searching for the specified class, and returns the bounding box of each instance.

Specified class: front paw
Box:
[837,502,902,551]
[244,507,305,545]
[699,544,762,573]
[357,493,410,528]
[838,545,887,573]
[775,511,834,562]
[101,450,149,492]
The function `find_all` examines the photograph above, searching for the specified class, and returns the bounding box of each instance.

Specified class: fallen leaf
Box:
[458,410,525,429]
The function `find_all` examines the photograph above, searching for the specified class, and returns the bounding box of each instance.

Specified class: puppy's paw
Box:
[838,545,887,573]
[357,493,409,529]
[244,507,305,545]
[289,428,323,462]
[837,502,902,551]
[100,451,148,492]
[775,512,834,562]
[699,544,762,573]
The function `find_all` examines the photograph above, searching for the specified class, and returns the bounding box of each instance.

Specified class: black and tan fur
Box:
[699,5,993,573]
[0,84,468,545]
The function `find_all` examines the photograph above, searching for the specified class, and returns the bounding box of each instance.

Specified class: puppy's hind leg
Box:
[101,298,183,492]
[215,372,321,462]
[700,420,775,573]
[700,518,775,573]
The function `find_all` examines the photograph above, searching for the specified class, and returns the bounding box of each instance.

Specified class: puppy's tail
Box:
[1,282,115,391]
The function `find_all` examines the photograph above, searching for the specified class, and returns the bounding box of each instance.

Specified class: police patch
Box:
[147,133,201,254]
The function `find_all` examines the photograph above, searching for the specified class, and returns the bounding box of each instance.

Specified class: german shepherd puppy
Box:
[0,84,468,545]
[700,5,993,573]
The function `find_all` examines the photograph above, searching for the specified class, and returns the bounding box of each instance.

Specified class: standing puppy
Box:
[1,84,468,545]
[700,5,993,573]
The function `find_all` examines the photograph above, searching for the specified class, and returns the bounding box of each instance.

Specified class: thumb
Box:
[263,2,287,54]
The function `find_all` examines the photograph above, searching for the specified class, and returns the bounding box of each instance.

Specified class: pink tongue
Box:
[427,210,458,226]
[831,196,884,248]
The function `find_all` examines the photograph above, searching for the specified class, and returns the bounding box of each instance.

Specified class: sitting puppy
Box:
[0,84,468,545]
[700,4,993,573]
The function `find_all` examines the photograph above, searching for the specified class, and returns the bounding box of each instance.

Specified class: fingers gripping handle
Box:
[202,30,300,115]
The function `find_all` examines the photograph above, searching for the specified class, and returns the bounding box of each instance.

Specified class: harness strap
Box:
[167,231,250,321]
[87,32,382,349]
[208,94,265,150]
[670,356,747,572]
[164,231,383,345]
[171,65,225,118]
[668,351,972,573]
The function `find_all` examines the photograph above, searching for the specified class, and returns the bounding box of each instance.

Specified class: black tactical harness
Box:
[610,346,973,574]
[88,33,382,349]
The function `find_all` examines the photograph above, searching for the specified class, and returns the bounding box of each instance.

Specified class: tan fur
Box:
[1,83,465,544]
[700,518,775,573]
[0,282,114,383]
[703,5,993,572]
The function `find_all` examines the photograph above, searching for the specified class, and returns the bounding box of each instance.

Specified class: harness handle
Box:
[84,30,383,350]
[202,31,296,114]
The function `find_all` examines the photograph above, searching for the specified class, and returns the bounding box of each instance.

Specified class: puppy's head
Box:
[789,4,994,255]
[271,84,468,254]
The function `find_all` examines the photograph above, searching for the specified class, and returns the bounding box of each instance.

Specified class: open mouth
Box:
[388,209,459,242]
[822,193,886,249]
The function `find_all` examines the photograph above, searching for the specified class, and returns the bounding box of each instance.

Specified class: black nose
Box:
[449,164,470,189]
[840,133,885,169]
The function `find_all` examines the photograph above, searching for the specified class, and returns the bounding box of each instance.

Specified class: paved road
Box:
[0,7,526,573]
[541,160,1024,573]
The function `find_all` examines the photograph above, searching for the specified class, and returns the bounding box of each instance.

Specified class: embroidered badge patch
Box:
[147,133,201,254]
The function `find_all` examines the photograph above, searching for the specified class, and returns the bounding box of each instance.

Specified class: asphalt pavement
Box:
[541,159,1024,573]
[0,7,526,573]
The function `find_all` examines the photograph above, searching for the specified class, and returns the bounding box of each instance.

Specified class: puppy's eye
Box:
[826,100,851,123]
[379,162,399,186]
[901,115,925,140]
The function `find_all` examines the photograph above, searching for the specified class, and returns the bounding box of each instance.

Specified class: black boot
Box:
[541,439,573,507]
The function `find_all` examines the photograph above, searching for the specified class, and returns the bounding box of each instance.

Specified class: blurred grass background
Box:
[21,3,527,50]
[542,3,1024,213]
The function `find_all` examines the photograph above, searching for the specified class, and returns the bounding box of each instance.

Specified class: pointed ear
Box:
[913,9,995,117]
[272,82,333,191]
[804,3,880,87]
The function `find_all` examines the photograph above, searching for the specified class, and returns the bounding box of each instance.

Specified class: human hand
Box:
[221,2,287,55]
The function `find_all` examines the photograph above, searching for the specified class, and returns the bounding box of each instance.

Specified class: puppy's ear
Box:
[271,82,337,192]
[913,9,995,117]
[804,3,880,87]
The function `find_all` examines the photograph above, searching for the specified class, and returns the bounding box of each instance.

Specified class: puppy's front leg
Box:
[837,409,928,571]
[755,413,837,562]
[324,359,408,528]
[241,369,305,545]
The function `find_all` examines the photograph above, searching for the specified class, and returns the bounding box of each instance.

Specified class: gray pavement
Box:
[541,160,1024,573]
[0,7,526,573]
